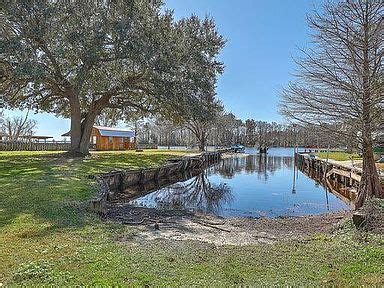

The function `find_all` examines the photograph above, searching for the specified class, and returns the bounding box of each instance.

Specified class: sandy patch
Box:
[104,205,350,246]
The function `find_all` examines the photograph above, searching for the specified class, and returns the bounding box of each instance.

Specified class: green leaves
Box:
[2,1,224,118]
[2,1,225,154]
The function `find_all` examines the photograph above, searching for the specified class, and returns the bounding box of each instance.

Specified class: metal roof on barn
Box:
[94,126,135,137]
[61,126,135,138]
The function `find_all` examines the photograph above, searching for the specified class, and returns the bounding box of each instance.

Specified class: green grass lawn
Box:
[1,150,383,286]
[316,151,362,161]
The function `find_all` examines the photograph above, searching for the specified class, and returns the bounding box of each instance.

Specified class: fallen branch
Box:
[194,220,231,232]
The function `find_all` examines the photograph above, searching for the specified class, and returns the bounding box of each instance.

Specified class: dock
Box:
[295,153,363,205]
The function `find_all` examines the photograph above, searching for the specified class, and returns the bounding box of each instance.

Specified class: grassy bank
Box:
[1,151,383,286]
[316,151,362,161]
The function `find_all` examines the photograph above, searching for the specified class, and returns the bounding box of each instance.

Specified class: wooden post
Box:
[349,154,354,187]
[323,145,330,181]
[292,147,297,193]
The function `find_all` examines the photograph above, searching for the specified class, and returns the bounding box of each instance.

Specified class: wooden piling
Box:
[296,152,362,204]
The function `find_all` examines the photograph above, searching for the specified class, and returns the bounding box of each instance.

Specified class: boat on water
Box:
[231,144,245,153]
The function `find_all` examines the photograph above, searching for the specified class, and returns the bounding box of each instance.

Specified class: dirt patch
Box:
[104,204,351,246]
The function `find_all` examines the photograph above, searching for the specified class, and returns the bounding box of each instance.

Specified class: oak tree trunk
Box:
[67,88,84,156]
[79,112,98,155]
[67,88,99,157]
[68,113,98,157]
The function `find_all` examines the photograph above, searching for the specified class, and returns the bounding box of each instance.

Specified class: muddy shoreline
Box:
[103,204,351,246]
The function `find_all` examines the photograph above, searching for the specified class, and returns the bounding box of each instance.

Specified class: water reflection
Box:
[215,155,293,180]
[125,153,350,217]
[298,165,356,206]
[130,169,234,214]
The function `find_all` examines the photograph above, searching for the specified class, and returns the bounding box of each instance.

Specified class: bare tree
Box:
[95,109,122,127]
[0,110,4,126]
[1,111,37,140]
[153,117,178,149]
[182,95,223,151]
[280,0,383,208]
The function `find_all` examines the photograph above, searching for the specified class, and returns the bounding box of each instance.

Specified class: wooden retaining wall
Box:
[90,151,225,213]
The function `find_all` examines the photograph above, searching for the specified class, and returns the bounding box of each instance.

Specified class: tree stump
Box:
[352,211,366,228]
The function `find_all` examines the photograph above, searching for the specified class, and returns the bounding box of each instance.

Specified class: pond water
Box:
[127,147,351,217]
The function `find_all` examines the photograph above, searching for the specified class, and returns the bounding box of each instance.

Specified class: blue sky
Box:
[4,0,322,139]
[166,0,319,122]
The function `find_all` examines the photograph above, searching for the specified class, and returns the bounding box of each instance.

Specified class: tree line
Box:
[133,114,351,149]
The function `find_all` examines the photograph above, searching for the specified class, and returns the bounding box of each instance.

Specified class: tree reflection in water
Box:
[214,155,294,181]
[132,169,234,214]
[132,155,295,214]
[128,154,350,217]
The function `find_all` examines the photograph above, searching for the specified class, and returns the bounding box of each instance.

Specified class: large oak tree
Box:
[1,0,224,155]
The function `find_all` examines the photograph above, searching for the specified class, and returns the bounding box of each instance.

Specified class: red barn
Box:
[62,126,136,151]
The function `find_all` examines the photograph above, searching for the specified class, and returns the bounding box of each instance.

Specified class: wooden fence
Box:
[0,141,71,151]
[136,143,158,149]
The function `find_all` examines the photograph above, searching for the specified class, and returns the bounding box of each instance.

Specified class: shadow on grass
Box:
[0,151,177,234]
